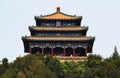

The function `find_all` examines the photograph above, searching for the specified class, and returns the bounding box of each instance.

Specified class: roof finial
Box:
[57,7,60,12]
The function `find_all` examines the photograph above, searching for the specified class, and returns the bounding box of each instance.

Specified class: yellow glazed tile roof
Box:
[40,12,77,19]
[35,7,81,19]
[24,36,94,41]
[31,27,87,31]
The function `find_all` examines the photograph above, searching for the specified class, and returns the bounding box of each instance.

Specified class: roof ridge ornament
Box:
[57,7,60,12]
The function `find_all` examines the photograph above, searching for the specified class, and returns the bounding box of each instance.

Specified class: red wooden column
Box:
[29,47,32,54]
[42,47,44,55]
[64,47,66,56]
[85,48,87,56]
[73,47,75,56]
[52,47,54,56]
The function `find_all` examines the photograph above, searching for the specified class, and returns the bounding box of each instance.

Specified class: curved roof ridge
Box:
[35,7,82,19]
[41,11,76,17]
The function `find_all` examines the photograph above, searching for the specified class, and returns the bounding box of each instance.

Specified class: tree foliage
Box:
[0,47,120,78]
[0,54,56,78]
[111,46,119,59]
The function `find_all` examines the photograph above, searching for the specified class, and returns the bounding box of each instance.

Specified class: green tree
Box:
[2,58,9,69]
[97,61,119,78]
[111,46,119,59]
[47,57,63,78]
[63,61,86,78]
[13,54,55,78]
[83,68,95,78]
[44,54,52,65]
[0,68,17,78]
[17,71,25,78]
[87,54,102,67]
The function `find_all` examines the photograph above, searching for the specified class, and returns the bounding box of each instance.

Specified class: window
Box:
[56,21,61,27]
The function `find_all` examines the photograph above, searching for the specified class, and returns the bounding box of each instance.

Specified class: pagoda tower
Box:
[22,7,95,61]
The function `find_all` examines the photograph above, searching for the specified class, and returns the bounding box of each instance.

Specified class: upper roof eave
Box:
[34,11,82,20]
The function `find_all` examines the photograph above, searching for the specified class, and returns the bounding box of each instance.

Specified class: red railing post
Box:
[42,47,44,55]
[52,47,54,56]
[85,48,87,56]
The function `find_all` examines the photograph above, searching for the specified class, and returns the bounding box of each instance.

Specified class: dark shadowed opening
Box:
[66,47,73,56]
[32,47,42,54]
[75,47,85,56]
[54,47,64,56]
[44,47,52,55]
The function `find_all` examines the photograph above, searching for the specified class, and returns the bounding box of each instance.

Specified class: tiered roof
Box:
[29,26,88,31]
[22,36,95,41]
[25,7,94,42]
[22,7,95,53]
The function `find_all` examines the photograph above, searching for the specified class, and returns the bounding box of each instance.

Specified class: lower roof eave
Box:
[22,38,95,42]
[22,36,95,41]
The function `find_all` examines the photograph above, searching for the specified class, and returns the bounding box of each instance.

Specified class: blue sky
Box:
[0,0,120,62]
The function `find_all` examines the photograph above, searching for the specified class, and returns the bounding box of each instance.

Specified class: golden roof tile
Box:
[35,7,81,19]
[23,36,94,41]
[30,26,88,31]
[40,12,77,19]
